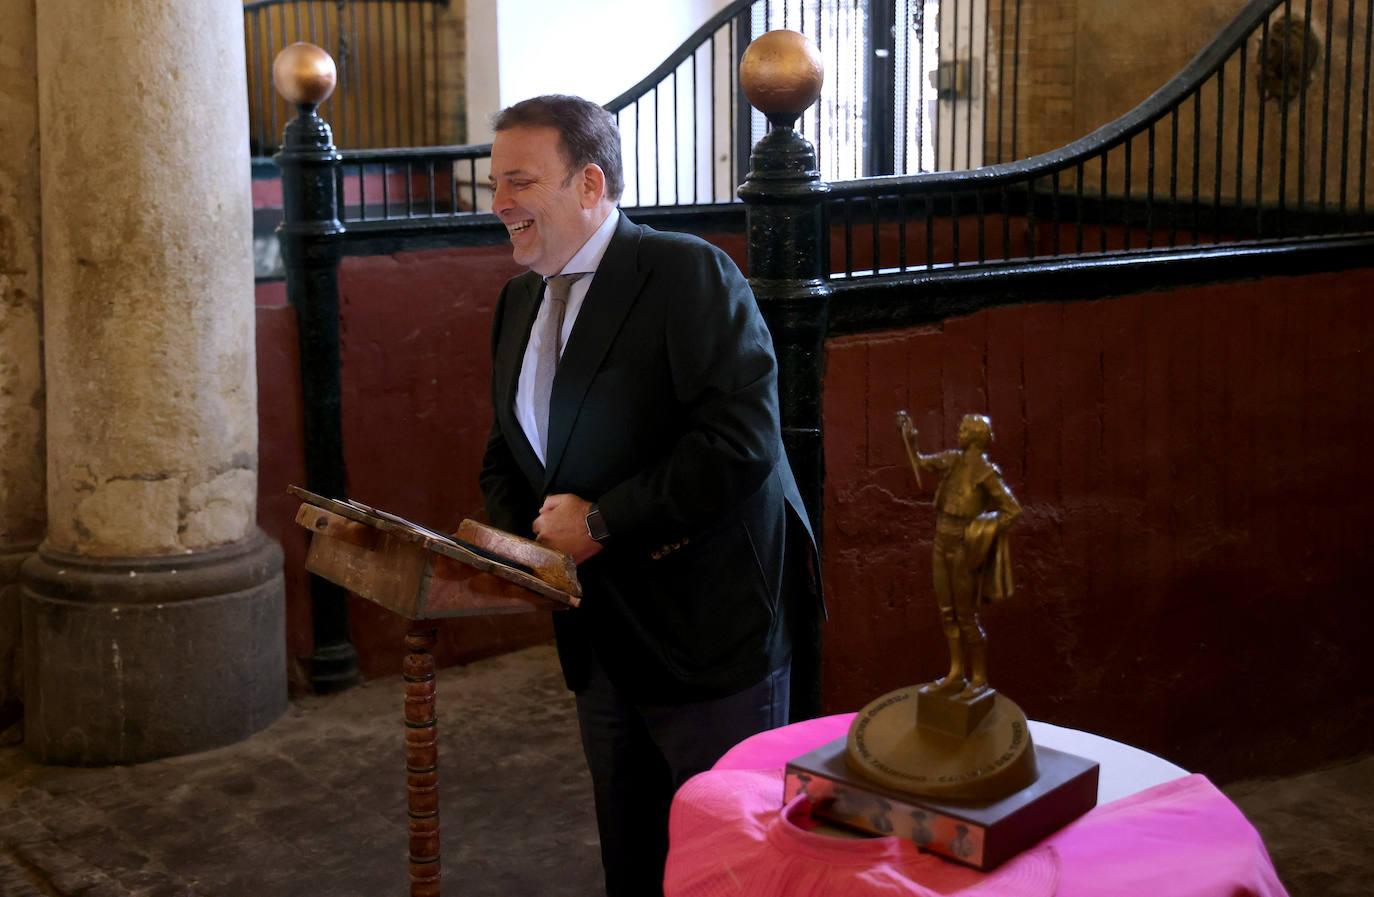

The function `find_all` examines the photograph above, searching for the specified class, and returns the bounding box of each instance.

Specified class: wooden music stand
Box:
[290,485,580,897]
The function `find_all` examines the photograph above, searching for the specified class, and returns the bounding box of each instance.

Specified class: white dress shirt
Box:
[515,208,621,465]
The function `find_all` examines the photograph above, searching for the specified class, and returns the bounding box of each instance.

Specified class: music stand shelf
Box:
[290,485,581,897]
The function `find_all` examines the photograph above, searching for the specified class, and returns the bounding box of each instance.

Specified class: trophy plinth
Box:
[845,686,1038,802]
[787,734,1098,870]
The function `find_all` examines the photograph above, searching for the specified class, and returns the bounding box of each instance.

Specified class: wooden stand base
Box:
[786,736,1099,870]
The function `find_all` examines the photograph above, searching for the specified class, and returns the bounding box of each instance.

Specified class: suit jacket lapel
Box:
[497,272,547,486]
[543,216,648,489]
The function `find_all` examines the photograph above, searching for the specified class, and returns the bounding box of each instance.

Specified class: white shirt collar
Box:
[553,207,619,278]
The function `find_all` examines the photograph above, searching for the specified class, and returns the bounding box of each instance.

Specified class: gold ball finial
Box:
[739,30,825,118]
[272,42,337,106]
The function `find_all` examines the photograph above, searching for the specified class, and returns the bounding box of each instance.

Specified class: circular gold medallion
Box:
[846,686,1038,801]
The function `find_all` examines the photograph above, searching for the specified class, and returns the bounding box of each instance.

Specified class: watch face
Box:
[586,506,609,543]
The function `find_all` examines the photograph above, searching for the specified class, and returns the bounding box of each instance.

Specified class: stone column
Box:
[23,0,285,764]
[0,0,45,740]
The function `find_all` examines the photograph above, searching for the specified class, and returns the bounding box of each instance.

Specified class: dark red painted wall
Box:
[822,269,1374,782]
[257,247,547,682]
[255,234,1372,782]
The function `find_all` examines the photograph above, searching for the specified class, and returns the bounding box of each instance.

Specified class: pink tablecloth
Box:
[665,714,1288,897]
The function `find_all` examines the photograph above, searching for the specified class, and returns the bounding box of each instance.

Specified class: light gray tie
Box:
[532,272,586,457]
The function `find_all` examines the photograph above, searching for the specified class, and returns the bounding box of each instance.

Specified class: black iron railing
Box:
[252,0,1037,189]
[318,0,1372,277]
[602,0,1035,205]
[245,0,449,155]
[825,0,1374,278]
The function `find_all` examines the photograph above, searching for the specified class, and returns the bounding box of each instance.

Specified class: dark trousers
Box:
[574,656,791,897]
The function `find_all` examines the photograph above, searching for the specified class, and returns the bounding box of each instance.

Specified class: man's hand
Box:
[532,493,603,564]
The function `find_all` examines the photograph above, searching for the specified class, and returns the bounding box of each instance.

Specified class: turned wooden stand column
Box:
[404,623,441,897]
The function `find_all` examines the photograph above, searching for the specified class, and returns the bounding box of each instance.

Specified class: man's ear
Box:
[579,164,606,208]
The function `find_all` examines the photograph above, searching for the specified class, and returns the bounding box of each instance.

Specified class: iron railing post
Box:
[740,122,832,537]
[738,48,832,720]
[274,57,360,693]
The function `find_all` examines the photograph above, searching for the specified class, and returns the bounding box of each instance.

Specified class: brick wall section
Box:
[434,0,467,144]
[984,0,1080,162]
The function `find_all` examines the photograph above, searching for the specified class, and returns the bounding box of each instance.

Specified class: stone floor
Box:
[0,644,1369,897]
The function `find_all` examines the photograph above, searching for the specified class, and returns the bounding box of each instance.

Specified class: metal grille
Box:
[826,0,1374,279]
[245,0,446,154]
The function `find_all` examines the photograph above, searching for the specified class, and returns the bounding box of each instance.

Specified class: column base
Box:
[1,545,36,735]
[21,529,286,766]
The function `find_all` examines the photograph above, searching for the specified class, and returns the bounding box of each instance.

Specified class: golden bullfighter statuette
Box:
[897,411,1021,698]
[845,412,1036,801]
[785,416,1098,867]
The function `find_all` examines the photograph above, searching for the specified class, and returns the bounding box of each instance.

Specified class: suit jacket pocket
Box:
[633,516,777,679]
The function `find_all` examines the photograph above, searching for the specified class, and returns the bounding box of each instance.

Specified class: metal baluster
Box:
[1075,160,1085,256]
[1012,0,1022,160]
[1236,39,1248,236]
[674,69,681,205]
[1146,121,1156,249]
[976,186,987,262]
[1297,0,1314,211]
[1256,14,1269,236]
[966,0,975,170]
[982,0,990,169]
[358,161,367,222]
[845,198,855,276]
[951,190,961,266]
[249,10,266,153]
[1191,89,1201,245]
[1123,137,1132,250]
[1278,0,1292,235]
[934,0,942,168]
[693,46,700,204]
[1361,0,1373,218]
[1318,0,1335,215]
[926,191,935,268]
[1214,67,1226,244]
[898,191,909,269]
[1338,0,1357,224]
[872,195,881,274]
[1002,182,1012,259]
[1099,152,1108,253]
[918,0,928,170]
[267,9,279,148]
[1050,169,1060,256]
[950,0,960,169]
[349,1,362,150]
[1169,108,1178,248]
[997,0,1007,163]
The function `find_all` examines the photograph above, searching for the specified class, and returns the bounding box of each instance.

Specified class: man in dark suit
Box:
[479,95,821,896]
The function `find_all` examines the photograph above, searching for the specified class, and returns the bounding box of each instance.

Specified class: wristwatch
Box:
[585,503,610,544]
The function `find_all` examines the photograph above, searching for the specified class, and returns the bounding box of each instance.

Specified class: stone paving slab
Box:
[0,645,601,897]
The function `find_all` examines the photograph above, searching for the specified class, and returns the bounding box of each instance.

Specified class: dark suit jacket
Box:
[481,214,819,703]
